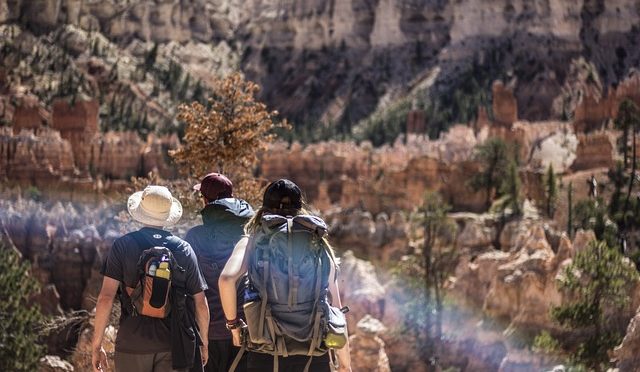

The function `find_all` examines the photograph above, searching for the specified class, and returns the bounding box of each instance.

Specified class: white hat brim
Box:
[127,191,183,227]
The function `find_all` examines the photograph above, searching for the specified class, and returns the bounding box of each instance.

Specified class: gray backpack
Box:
[231,214,347,372]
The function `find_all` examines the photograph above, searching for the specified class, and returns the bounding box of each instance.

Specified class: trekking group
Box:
[91,174,352,372]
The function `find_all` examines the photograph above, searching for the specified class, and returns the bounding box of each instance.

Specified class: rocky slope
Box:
[5,190,639,371]
[2,0,640,133]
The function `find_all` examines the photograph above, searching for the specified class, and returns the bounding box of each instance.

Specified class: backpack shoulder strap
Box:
[287,217,296,308]
[257,234,270,342]
[129,230,150,251]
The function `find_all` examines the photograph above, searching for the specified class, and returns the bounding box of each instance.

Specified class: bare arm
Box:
[219,236,251,346]
[193,291,210,342]
[92,276,119,372]
[193,291,210,366]
[328,264,352,372]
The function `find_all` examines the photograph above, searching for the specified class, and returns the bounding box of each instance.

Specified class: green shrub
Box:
[552,240,638,370]
[532,330,560,353]
[0,243,45,371]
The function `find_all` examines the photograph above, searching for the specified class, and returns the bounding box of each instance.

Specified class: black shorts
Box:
[247,352,330,372]
[115,351,187,372]
[205,339,247,372]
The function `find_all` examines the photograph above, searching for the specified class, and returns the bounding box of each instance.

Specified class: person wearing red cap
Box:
[186,173,255,372]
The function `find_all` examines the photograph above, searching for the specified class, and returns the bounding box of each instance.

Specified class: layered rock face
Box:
[452,215,640,335]
[51,99,99,174]
[0,127,75,184]
[0,124,178,191]
[247,0,640,125]
[260,126,488,214]
[4,0,640,129]
[259,116,613,217]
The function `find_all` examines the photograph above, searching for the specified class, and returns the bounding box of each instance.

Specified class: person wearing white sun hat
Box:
[92,185,210,372]
[127,185,184,226]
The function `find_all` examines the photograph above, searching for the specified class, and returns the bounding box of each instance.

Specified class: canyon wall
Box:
[3,0,640,129]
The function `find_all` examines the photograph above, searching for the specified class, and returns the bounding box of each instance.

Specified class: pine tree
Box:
[500,160,522,215]
[622,100,640,224]
[0,243,45,371]
[178,74,191,100]
[191,80,205,104]
[608,161,626,221]
[470,137,511,209]
[567,182,574,239]
[544,163,558,218]
[394,192,458,371]
[615,99,639,168]
[143,43,159,72]
[552,239,638,371]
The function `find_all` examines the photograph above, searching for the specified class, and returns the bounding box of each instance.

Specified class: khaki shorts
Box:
[115,351,188,372]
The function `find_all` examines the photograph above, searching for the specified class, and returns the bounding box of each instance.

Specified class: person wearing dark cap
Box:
[185,173,255,372]
[219,179,352,372]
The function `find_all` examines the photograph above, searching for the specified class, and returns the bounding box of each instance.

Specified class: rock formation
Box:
[4,0,640,132]
[38,355,74,372]
[349,315,391,372]
[614,306,640,371]
[453,215,640,335]
[90,131,142,180]
[0,127,76,184]
[72,321,116,372]
[492,81,518,127]
[13,94,50,133]
[571,132,617,171]
[51,99,99,174]
[0,124,178,191]
[338,251,386,332]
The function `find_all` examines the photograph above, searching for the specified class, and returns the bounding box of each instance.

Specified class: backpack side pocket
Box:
[324,305,348,349]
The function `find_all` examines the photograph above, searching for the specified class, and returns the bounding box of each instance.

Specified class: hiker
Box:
[92,185,210,372]
[219,179,352,372]
[185,173,255,372]
[587,174,598,199]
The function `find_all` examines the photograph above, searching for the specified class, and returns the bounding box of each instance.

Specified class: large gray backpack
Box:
[233,214,343,371]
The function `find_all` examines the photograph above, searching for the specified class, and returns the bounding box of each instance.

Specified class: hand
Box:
[231,328,242,347]
[200,343,208,366]
[92,345,108,372]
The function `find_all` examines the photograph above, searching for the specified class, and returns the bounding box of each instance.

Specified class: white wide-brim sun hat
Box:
[128,185,183,227]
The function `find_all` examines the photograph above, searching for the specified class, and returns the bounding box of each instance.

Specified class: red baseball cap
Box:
[193,173,233,200]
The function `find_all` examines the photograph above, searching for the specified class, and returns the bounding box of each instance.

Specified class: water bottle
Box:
[148,262,157,276]
[155,261,170,279]
[244,286,260,303]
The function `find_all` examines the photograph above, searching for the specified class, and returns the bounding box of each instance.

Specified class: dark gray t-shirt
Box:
[101,227,207,354]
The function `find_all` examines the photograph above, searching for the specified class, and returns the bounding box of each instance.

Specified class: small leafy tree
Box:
[470,137,511,209]
[0,243,45,371]
[395,192,458,370]
[544,163,558,218]
[552,240,638,371]
[170,72,289,201]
